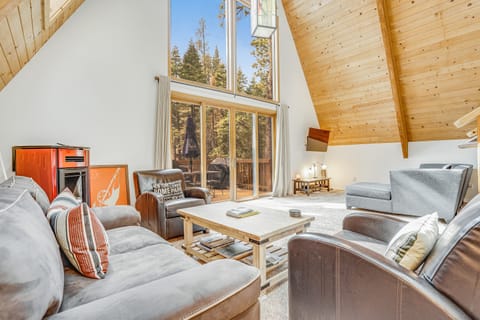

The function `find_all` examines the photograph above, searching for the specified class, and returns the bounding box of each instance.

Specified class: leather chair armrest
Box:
[47,260,260,320]
[184,187,211,204]
[92,205,141,230]
[135,192,167,236]
[288,233,469,320]
[342,212,407,243]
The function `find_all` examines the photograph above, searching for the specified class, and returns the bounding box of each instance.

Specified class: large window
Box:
[170,0,277,101]
[170,96,275,202]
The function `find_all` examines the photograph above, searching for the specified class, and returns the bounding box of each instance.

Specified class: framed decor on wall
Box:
[89,164,130,207]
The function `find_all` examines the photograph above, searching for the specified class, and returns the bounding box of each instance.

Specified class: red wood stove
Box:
[13,145,90,204]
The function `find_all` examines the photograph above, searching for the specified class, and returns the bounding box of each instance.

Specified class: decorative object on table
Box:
[320,163,328,178]
[215,242,253,259]
[89,164,130,207]
[250,0,277,38]
[289,208,302,218]
[226,206,260,218]
[12,144,90,203]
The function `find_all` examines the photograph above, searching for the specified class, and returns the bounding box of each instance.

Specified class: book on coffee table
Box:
[215,242,253,258]
[199,234,234,250]
[226,207,260,218]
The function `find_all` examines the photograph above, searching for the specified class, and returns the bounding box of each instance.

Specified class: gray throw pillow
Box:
[0,175,50,214]
[0,188,64,318]
[152,180,185,201]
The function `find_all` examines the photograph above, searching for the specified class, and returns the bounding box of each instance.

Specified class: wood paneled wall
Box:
[284,0,480,151]
[0,0,83,91]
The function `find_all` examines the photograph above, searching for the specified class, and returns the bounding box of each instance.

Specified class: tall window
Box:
[170,0,277,101]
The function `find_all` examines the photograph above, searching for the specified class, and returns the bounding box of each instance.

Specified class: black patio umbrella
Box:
[182,115,200,172]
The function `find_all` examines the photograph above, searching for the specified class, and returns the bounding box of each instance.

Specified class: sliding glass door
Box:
[171,98,274,202]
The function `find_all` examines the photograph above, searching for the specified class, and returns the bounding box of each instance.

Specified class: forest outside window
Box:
[170,0,278,101]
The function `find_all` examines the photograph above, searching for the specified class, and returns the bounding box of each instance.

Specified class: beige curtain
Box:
[154,75,172,169]
[272,104,291,197]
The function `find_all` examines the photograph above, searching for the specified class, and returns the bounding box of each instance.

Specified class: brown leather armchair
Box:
[288,194,480,320]
[133,169,211,240]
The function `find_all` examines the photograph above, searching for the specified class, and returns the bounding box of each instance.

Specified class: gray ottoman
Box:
[345,182,392,212]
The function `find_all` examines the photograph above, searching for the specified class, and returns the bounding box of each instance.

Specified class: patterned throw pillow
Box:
[152,180,185,201]
[50,202,109,279]
[385,212,439,271]
[46,188,80,220]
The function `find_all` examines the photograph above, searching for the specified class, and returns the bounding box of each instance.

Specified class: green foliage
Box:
[180,40,206,83]
[170,45,182,78]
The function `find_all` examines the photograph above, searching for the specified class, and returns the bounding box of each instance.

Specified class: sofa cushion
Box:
[153,180,185,201]
[165,197,205,218]
[0,188,64,318]
[50,203,109,279]
[0,175,50,213]
[345,182,391,200]
[385,212,439,271]
[46,188,80,219]
[61,243,200,311]
[107,226,169,255]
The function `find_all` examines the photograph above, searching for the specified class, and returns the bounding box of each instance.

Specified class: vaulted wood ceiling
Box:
[283,0,480,157]
[0,0,83,91]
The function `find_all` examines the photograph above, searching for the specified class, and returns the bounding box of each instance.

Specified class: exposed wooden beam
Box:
[454,106,480,128]
[376,0,409,158]
[467,128,477,138]
[0,0,22,20]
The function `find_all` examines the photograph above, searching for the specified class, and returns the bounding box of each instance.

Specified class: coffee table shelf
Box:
[178,202,314,290]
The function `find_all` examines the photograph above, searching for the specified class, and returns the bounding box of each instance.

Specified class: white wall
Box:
[0,0,167,186]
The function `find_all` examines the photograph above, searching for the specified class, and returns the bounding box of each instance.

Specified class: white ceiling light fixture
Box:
[250,0,277,38]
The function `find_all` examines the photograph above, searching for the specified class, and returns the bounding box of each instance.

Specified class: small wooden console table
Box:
[293,177,331,195]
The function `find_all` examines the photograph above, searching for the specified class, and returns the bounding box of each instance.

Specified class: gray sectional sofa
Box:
[0,178,260,319]
[345,163,473,222]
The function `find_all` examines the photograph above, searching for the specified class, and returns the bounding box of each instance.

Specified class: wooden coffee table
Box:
[177,202,314,290]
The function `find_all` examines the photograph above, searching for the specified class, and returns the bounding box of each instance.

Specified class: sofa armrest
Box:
[48,260,260,320]
[184,187,211,204]
[288,233,469,320]
[342,212,407,243]
[390,169,465,222]
[91,205,140,230]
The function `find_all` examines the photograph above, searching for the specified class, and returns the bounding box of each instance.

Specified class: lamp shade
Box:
[251,0,276,38]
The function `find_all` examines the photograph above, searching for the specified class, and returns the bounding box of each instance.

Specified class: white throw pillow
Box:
[385,212,439,270]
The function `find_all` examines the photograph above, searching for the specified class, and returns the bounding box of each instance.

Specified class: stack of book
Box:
[197,234,234,252]
[226,207,260,218]
[215,242,253,259]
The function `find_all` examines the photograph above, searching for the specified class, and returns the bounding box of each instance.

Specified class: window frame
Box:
[169,0,279,103]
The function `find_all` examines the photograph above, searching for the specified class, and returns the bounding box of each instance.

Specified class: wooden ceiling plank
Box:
[376,0,408,158]
[18,0,34,58]
[0,0,21,20]
[0,33,13,83]
[7,7,27,67]
[0,17,20,74]
[31,0,46,51]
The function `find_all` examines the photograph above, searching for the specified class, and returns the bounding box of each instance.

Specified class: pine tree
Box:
[180,40,205,83]
[250,37,273,99]
[170,45,182,78]
[236,67,248,94]
[195,18,210,83]
[211,47,226,88]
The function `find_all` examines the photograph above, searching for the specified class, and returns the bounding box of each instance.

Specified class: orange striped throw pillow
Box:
[50,202,109,279]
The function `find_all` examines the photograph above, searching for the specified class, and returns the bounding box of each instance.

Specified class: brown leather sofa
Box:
[288,193,480,320]
[133,169,210,239]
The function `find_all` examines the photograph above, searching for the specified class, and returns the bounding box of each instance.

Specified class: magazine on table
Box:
[226,206,260,218]
[215,242,253,258]
[199,234,234,250]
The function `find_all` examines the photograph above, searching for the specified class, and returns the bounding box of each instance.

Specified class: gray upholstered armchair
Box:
[133,169,211,239]
[345,163,473,222]
[288,193,480,319]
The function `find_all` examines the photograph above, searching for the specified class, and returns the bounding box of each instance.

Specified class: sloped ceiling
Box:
[0,0,83,91]
[283,0,480,157]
